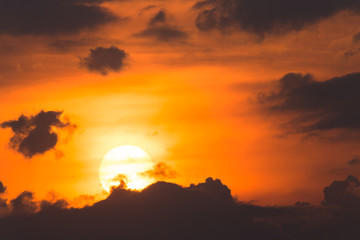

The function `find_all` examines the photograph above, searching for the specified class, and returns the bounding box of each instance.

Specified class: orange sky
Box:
[1,0,360,206]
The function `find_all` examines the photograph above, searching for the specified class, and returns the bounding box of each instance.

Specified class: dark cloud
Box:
[353,32,360,43]
[194,0,360,36]
[79,46,128,75]
[10,191,38,216]
[1,110,75,158]
[140,162,177,180]
[134,10,188,42]
[322,175,360,208]
[348,156,360,166]
[257,72,360,133]
[0,182,6,194]
[0,176,359,239]
[149,10,166,25]
[0,0,117,36]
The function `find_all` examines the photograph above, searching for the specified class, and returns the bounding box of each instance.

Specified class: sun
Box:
[99,145,155,192]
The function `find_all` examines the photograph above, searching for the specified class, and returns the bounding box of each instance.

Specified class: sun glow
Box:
[99,145,154,192]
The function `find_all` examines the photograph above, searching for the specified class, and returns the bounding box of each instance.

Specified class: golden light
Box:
[99,145,155,192]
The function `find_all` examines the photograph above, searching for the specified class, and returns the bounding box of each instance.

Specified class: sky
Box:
[1,0,360,229]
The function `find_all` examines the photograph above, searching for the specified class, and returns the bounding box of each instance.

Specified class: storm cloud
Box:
[80,46,128,75]
[0,0,117,36]
[194,0,360,36]
[134,10,188,42]
[257,72,360,133]
[1,110,75,158]
[0,176,359,239]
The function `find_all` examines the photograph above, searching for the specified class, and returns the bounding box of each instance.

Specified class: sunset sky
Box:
[1,0,360,209]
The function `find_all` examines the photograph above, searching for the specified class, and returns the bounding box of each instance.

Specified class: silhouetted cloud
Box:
[140,162,177,180]
[194,0,360,36]
[0,182,6,194]
[0,176,359,239]
[149,10,166,25]
[1,110,75,158]
[322,175,360,208]
[80,46,128,75]
[257,72,360,133]
[348,156,360,166]
[134,10,187,42]
[0,0,117,36]
[353,32,360,43]
[10,191,38,215]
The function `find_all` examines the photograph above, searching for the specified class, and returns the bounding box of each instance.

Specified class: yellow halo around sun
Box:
[99,145,154,192]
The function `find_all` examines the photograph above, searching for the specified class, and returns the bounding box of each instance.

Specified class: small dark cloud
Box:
[322,175,360,208]
[0,182,6,194]
[194,0,360,37]
[353,32,360,43]
[79,46,128,75]
[348,156,360,166]
[0,0,117,36]
[134,10,187,42]
[149,10,166,25]
[257,72,360,134]
[1,110,75,158]
[10,191,38,215]
[140,162,177,180]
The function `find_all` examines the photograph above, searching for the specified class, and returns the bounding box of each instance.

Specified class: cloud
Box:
[0,0,117,36]
[194,0,360,36]
[149,10,166,26]
[134,10,188,42]
[140,162,177,180]
[322,175,360,208]
[353,32,360,43]
[10,191,38,216]
[0,182,6,194]
[257,72,360,133]
[1,110,75,158]
[0,176,360,239]
[79,46,128,75]
[348,156,360,166]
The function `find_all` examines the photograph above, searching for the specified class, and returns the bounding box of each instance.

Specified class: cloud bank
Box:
[194,0,360,36]
[257,72,360,133]
[0,176,360,239]
[0,0,117,36]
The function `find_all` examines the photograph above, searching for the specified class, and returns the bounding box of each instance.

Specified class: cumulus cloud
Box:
[134,10,188,42]
[322,175,360,208]
[0,0,117,36]
[79,46,128,75]
[0,176,359,239]
[257,72,360,133]
[140,162,177,180]
[1,110,75,158]
[194,0,360,36]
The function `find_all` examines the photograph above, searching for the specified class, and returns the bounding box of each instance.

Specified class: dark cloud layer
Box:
[257,72,360,133]
[0,176,360,239]
[134,10,187,42]
[0,0,116,36]
[194,0,360,36]
[80,46,128,75]
[1,110,75,158]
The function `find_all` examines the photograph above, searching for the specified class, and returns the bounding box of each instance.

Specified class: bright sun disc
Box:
[99,145,154,192]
